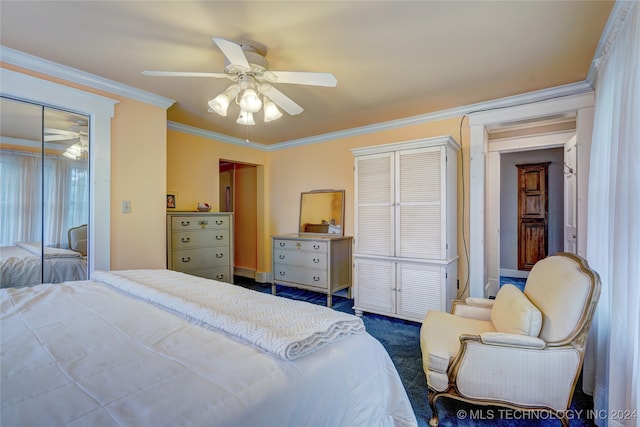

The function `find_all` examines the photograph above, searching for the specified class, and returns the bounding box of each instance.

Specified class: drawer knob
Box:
[279,254,285,260]
[181,257,191,263]
[313,258,320,263]
[199,220,208,228]
[279,271,286,276]
[216,274,225,280]
[279,242,285,247]
[313,244,320,250]
[181,237,191,243]
[216,220,224,225]
[181,220,190,226]
[216,253,224,259]
[313,276,320,281]
[216,235,224,240]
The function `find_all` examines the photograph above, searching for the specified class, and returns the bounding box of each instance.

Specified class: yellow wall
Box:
[2,64,169,270]
[167,116,471,286]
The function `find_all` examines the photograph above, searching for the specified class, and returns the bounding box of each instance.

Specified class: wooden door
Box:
[517,163,549,270]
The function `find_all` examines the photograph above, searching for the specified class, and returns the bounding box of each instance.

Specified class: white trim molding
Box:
[2,44,594,149]
[1,45,175,109]
[467,92,595,298]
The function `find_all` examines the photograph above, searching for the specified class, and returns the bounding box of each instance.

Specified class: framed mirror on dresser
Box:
[272,189,352,307]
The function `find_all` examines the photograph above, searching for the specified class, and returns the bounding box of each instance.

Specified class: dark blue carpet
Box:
[235,277,595,426]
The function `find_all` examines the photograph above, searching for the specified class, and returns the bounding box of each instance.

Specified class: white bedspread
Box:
[92,269,365,360]
[0,244,86,288]
[1,275,418,427]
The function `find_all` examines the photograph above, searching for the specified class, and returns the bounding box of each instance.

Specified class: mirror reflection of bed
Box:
[0,97,90,288]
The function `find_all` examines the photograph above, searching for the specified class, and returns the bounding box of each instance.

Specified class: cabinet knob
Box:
[216,253,224,259]
[279,242,285,247]
[216,274,225,280]
[312,258,320,263]
[216,220,223,225]
[181,237,190,243]
[181,257,191,263]
[279,254,285,260]
[216,235,224,240]
[313,276,320,281]
[313,244,320,250]
[279,271,286,276]
[181,220,190,226]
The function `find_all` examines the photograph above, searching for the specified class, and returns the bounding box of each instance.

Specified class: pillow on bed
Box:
[68,224,88,256]
[491,284,542,336]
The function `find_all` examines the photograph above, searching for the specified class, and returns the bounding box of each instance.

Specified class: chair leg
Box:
[559,413,569,427]
[427,390,439,427]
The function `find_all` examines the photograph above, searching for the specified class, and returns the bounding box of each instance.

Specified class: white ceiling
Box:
[0,1,614,145]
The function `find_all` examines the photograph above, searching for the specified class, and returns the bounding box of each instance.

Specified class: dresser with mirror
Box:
[271,190,352,307]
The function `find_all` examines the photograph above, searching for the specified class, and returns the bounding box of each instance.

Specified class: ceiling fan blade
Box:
[260,85,303,115]
[213,37,251,72]
[142,71,228,78]
[270,71,337,87]
[44,134,78,142]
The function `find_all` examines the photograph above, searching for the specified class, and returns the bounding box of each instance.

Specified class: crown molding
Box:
[586,0,636,87]
[0,45,175,109]
[1,45,594,150]
[167,121,270,151]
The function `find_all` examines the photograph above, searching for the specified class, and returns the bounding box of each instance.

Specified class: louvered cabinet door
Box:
[354,152,394,256]
[353,257,395,316]
[396,262,444,320]
[397,147,444,260]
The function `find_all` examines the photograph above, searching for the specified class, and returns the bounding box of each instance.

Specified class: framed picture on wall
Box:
[166,192,177,209]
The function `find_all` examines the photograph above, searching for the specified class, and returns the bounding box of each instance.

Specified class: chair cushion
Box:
[524,255,593,343]
[420,310,495,390]
[491,284,542,336]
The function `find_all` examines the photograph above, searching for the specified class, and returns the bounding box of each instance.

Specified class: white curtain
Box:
[0,150,88,248]
[584,2,639,426]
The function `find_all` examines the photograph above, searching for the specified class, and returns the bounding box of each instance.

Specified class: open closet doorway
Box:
[487,125,577,295]
[219,160,258,280]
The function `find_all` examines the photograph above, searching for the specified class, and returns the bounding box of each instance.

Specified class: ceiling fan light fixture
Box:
[209,85,240,116]
[238,88,262,113]
[236,110,256,126]
[263,97,283,122]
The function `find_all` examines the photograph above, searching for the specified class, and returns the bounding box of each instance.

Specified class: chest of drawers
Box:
[167,212,234,283]
[272,234,352,307]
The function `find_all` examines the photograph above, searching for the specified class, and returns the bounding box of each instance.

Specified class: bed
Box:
[0,241,87,288]
[1,269,418,427]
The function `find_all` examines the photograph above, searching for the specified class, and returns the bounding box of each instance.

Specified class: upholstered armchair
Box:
[420,253,601,427]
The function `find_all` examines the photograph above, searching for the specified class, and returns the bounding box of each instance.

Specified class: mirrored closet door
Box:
[0,97,90,287]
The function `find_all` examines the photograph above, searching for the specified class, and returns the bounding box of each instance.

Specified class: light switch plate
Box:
[122,200,131,213]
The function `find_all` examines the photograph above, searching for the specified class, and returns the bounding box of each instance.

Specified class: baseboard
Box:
[254,271,272,284]
[234,266,255,279]
[500,268,529,279]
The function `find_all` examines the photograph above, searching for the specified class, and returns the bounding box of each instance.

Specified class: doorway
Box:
[219,160,258,279]
[488,128,576,295]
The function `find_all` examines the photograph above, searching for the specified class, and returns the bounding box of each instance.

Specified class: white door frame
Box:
[485,130,575,296]
[467,92,595,297]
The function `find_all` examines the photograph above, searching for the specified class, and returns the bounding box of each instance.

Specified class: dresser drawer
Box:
[172,247,230,271]
[273,239,327,252]
[186,266,231,282]
[172,229,229,249]
[273,264,327,289]
[273,249,327,269]
[171,215,230,231]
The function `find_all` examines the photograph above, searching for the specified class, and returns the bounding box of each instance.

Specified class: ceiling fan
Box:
[142,37,337,124]
[44,122,89,159]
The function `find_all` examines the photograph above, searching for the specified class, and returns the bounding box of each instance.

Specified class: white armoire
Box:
[351,136,459,322]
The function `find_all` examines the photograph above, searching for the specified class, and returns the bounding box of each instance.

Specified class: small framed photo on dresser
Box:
[166,192,177,209]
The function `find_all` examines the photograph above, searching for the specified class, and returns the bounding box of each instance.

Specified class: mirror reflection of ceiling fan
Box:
[142,37,337,124]
[45,122,89,159]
